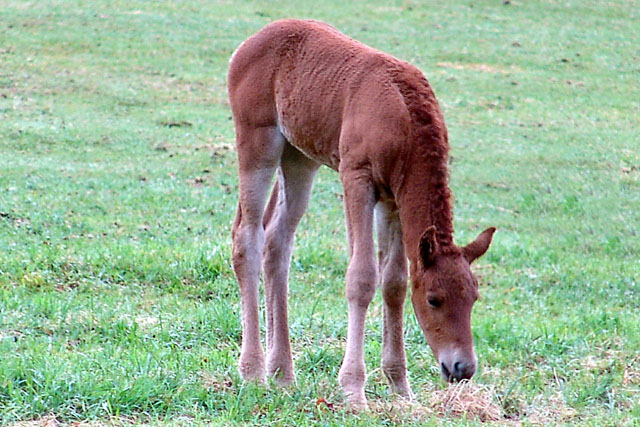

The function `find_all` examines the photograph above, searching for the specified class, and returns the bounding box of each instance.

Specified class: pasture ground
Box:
[1,0,639,425]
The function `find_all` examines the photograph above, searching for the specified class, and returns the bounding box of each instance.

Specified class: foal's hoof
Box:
[342,388,368,412]
[346,395,369,412]
[399,388,415,401]
[267,365,295,387]
[239,368,266,384]
[391,382,414,401]
[270,371,296,387]
[267,355,295,387]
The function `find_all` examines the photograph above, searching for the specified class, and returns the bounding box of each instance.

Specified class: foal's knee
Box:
[345,263,377,307]
[382,281,406,306]
[381,267,408,307]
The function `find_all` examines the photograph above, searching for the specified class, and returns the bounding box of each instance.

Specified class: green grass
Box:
[1,0,639,425]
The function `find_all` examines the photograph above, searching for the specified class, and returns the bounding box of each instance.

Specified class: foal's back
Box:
[228,19,417,173]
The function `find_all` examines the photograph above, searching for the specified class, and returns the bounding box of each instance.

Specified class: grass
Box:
[1,0,639,424]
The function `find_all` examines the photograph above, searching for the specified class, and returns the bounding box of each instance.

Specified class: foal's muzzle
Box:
[439,352,476,382]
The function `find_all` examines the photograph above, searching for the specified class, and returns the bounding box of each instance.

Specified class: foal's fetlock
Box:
[387,377,414,399]
[239,353,266,383]
[267,357,295,386]
[339,369,368,410]
[269,367,295,387]
[382,364,413,399]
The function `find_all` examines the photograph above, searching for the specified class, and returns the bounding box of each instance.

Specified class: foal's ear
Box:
[419,225,439,268]
[463,227,496,264]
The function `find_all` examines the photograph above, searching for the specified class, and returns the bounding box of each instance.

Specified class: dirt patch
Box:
[524,391,578,425]
[10,414,141,426]
[623,357,640,386]
[134,315,159,329]
[200,372,233,393]
[10,415,60,427]
[436,62,519,74]
[158,120,192,128]
[367,397,434,423]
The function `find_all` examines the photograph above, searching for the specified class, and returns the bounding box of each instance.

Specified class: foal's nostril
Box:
[453,361,462,377]
[453,360,475,381]
[440,362,451,381]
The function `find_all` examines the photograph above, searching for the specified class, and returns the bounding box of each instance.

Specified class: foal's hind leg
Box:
[232,126,284,382]
[263,144,319,386]
[375,202,413,399]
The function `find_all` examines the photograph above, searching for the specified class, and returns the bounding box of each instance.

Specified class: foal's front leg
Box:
[376,203,413,399]
[338,170,377,410]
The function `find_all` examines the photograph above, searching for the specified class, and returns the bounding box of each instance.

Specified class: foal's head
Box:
[410,226,495,382]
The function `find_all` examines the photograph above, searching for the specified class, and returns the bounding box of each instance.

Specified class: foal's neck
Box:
[396,142,457,265]
[387,66,457,266]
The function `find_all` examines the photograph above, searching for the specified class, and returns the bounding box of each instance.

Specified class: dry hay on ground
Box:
[429,380,502,422]
[367,380,502,423]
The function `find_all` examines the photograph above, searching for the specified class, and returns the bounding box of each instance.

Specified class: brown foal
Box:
[228,19,495,409]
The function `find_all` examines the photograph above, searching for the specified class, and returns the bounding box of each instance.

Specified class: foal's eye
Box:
[428,298,441,308]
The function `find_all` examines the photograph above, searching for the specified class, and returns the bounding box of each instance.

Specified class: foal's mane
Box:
[389,63,457,252]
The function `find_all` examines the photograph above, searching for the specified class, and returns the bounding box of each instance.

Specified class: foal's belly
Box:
[276,105,342,171]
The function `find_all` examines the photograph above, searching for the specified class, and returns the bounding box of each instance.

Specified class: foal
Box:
[228,19,495,409]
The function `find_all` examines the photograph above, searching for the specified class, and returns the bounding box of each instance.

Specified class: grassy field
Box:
[1,0,639,425]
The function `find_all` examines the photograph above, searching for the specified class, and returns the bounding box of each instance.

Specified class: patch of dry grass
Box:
[10,415,60,427]
[522,391,578,425]
[366,381,503,423]
[330,380,583,425]
[429,381,503,422]
[9,414,140,427]
[436,62,520,74]
[200,371,233,393]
